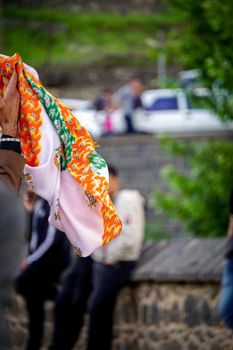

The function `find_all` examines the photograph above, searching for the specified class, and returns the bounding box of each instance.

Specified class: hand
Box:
[20,259,29,271]
[0,70,20,137]
[23,190,37,212]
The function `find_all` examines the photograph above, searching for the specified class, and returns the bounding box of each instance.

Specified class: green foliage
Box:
[154,136,233,237]
[152,75,180,89]
[3,5,178,67]
[152,2,233,237]
[145,222,171,241]
[163,0,233,121]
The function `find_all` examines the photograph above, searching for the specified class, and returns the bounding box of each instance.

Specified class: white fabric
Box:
[92,190,145,264]
[23,75,106,257]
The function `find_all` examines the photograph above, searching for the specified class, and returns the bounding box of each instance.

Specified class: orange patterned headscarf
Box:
[0,53,122,256]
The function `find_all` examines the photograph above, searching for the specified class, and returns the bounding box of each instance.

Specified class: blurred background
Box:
[1,0,233,240]
[2,1,233,350]
[1,0,176,96]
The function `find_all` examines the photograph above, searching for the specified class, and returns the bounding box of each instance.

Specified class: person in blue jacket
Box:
[219,190,233,328]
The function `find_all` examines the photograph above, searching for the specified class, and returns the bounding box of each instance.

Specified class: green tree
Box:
[0,0,4,51]
[164,0,233,121]
[152,1,233,237]
[154,136,233,237]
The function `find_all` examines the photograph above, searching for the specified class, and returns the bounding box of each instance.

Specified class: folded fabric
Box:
[0,53,122,256]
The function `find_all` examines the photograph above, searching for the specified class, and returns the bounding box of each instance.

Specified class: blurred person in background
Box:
[94,88,114,111]
[0,186,25,350]
[114,78,144,134]
[94,87,122,135]
[0,69,26,350]
[218,190,233,328]
[50,164,145,350]
[100,95,125,136]
[15,189,71,350]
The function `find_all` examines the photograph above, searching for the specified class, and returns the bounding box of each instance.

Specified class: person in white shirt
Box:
[50,165,145,350]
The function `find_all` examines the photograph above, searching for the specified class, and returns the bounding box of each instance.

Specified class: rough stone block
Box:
[170,303,180,322]
[11,326,27,348]
[160,339,182,350]
[151,304,160,324]
[209,342,222,350]
[184,295,200,327]
[201,300,212,325]
[149,329,168,342]
[188,340,199,350]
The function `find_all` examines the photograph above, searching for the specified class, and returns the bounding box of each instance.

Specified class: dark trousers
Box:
[25,294,45,350]
[125,114,134,133]
[50,257,136,350]
[51,257,93,350]
[15,262,60,350]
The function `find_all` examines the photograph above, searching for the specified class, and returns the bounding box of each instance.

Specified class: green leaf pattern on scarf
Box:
[88,151,107,174]
[26,76,75,171]
[26,76,108,176]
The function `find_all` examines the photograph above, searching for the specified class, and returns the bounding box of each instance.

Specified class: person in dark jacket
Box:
[0,67,26,350]
[15,190,71,350]
[219,191,233,328]
[0,184,25,350]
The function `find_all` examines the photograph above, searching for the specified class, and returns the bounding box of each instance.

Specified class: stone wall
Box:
[8,282,233,350]
[112,283,230,350]
[99,134,187,236]
[7,238,232,349]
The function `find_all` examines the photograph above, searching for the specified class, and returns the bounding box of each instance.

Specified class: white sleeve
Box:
[105,195,144,263]
[27,225,56,264]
